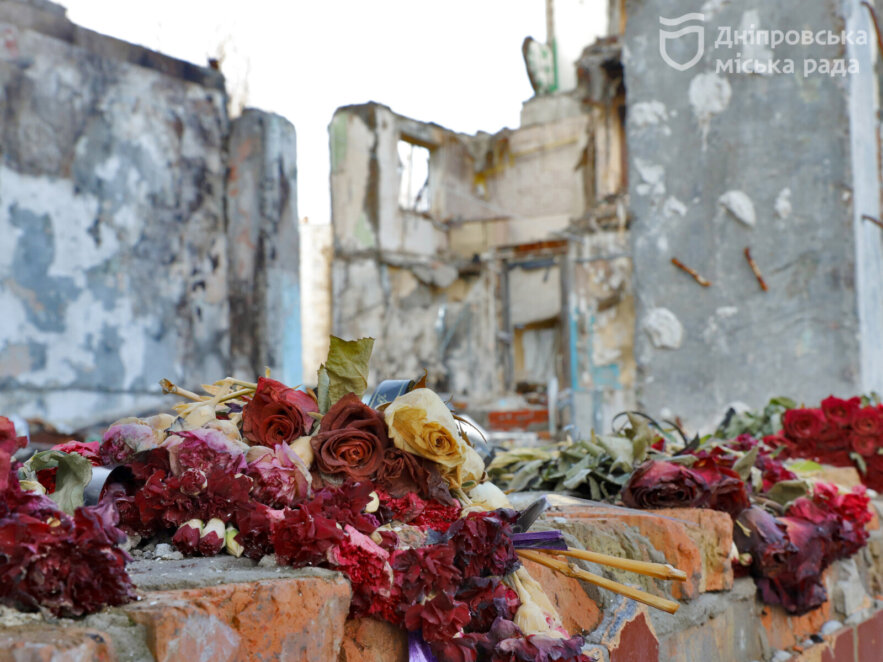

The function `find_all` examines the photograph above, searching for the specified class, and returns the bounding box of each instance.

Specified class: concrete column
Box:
[226,110,301,385]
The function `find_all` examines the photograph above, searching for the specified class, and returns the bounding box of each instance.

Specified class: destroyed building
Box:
[329,0,883,434]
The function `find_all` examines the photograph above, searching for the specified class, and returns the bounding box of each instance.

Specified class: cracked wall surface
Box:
[0,0,299,430]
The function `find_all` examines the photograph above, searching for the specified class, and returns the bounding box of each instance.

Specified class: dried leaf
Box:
[733,446,759,481]
[24,451,93,515]
[765,480,810,507]
[316,336,374,413]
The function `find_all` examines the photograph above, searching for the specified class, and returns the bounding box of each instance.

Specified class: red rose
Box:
[853,407,883,437]
[849,433,877,457]
[242,377,318,446]
[693,460,750,518]
[782,408,826,442]
[821,396,861,427]
[622,460,711,510]
[311,394,388,480]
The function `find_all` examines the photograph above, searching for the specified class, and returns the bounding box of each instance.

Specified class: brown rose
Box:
[311,393,388,480]
[376,446,456,506]
[241,377,318,447]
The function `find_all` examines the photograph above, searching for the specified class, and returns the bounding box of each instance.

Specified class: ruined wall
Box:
[626,0,883,429]
[329,99,634,429]
[0,0,299,430]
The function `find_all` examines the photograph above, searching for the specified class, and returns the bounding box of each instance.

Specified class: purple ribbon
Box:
[408,631,438,662]
[512,529,567,550]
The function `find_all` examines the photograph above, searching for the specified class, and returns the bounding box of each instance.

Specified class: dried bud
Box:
[172,519,204,555]
[198,518,226,556]
[225,526,244,558]
[365,491,380,513]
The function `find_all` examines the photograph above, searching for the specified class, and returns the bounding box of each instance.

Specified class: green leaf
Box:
[850,452,868,476]
[785,459,824,475]
[625,413,653,463]
[317,336,374,413]
[765,480,810,507]
[24,451,92,515]
[507,459,546,493]
[732,446,759,481]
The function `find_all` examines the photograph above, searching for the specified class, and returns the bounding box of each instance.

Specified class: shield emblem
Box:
[659,14,705,72]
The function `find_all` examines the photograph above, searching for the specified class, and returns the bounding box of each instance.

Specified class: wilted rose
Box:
[692,460,750,518]
[621,460,710,510]
[385,389,468,468]
[311,394,389,480]
[241,377,318,447]
[247,442,312,507]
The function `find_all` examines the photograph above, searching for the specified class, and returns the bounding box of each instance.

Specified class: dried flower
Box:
[241,378,318,447]
[311,394,389,480]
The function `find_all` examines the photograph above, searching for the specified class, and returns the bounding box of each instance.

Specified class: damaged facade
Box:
[329,36,631,435]
[0,0,301,431]
[331,0,883,433]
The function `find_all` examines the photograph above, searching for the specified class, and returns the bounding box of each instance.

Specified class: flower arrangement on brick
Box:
[0,337,689,662]
[489,400,878,616]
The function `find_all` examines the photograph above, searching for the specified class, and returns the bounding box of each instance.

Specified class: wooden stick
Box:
[536,547,687,582]
[518,549,680,615]
[671,258,711,287]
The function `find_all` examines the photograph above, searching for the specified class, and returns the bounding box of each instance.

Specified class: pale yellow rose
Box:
[384,389,469,468]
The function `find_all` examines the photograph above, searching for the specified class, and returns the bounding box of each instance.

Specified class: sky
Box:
[60,0,597,226]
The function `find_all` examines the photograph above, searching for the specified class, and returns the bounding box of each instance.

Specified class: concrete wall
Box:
[626,0,883,429]
[0,0,299,430]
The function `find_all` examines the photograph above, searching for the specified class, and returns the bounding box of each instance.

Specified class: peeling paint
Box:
[719,190,757,227]
[688,73,732,147]
[643,308,684,350]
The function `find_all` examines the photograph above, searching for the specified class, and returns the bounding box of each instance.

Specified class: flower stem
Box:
[159,379,204,402]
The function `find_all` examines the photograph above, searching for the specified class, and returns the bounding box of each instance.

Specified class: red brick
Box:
[856,608,883,662]
[559,506,703,599]
[338,618,408,662]
[0,626,115,662]
[125,574,351,662]
[822,625,856,662]
[760,572,832,652]
[654,508,734,592]
[594,597,659,662]
[521,559,604,633]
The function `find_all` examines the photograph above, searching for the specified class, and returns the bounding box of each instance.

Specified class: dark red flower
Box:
[272,503,344,567]
[430,637,480,662]
[850,433,878,457]
[376,446,456,506]
[404,591,471,642]
[166,429,247,476]
[456,577,520,633]
[311,394,389,481]
[445,510,519,578]
[854,407,883,437]
[391,545,462,608]
[241,377,318,446]
[330,525,393,617]
[692,460,750,518]
[733,507,793,579]
[821,396,861,427]
[171,520,202,555]
[233,502,284,560]
[782,408,826,441]
[621,461,710,510]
